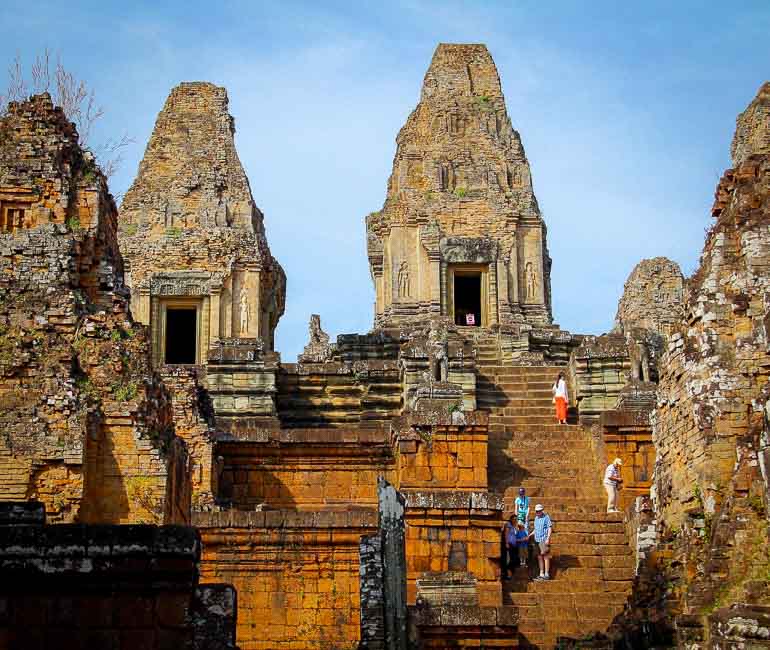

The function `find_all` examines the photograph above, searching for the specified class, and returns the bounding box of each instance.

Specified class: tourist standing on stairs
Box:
[530,504,552,581]
[515,521,529,567]
[514,487,530,529]
[502,514,517,580]
[552,372,568,425]
[603,457,624,513]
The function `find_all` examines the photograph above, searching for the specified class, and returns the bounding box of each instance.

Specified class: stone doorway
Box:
[164,307,198,364]
[451,269,484,327]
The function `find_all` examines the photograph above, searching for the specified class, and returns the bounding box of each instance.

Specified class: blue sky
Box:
[2,1,769,360]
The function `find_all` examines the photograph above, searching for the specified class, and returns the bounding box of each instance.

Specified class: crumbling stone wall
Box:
[731,81,770,168]
[614,257,685,338]
[196,510,375,650]
[612,84,770,646]
[0,94,190,524]
[653,100,770,530]
[0,502,237,650]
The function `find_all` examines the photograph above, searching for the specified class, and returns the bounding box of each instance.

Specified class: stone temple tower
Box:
[366,43,552,330]
[119,82,285,366]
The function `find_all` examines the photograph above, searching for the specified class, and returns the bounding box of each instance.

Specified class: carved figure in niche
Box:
[512,166,523,186]
[525,262,538,302]
[239,287,249,335]
[427,322,449,383]
[397,260,411,299]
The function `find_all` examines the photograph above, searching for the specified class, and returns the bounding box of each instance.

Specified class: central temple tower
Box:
[366,43,552,330]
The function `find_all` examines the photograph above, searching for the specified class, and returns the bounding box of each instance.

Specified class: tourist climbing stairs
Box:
[477,365,634,649]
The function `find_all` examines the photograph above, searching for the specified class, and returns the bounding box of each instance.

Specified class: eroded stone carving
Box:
[239,287,249,335]
[298,314,335,363]
[397,260,411,299]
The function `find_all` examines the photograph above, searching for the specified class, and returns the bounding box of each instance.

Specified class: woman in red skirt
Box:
[552,372,568,425]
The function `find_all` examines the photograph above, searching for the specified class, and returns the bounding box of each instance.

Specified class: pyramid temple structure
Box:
[0,43,769,650]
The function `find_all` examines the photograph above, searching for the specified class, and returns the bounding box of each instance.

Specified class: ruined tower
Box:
[0,94,191,524]
[366,44,552,330]
[119,82,286,365]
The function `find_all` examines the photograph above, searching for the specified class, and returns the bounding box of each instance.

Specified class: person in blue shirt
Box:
[514,487,530,528]
[515,521,529,567]
[502,514,517,579]
[529,503,552,581]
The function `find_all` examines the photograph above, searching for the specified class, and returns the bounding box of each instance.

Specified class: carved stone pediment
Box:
[440,237,498,264]
[149,271,225,296]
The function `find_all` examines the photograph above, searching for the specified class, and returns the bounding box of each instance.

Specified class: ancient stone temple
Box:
[1,41,770,650]
[366,44,552,331]
[119,82,286,365]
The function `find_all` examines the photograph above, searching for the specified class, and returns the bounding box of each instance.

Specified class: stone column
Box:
[487,262,498,326]
[135,287,151,326]
[150,296,161,366]
[210,289,221,343]
[378,477,407,650]
[497,257,511,322]
[251,269,261,339]
[200,295,210,364]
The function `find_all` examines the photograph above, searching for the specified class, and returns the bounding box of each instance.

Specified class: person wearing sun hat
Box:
[603,457,623,513]
[529,503,552,581]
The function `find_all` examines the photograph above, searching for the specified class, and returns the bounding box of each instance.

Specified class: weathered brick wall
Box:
[196,510,376,650]
[158,366,217,510]
[392,419,489,491]
[403,492,503,608]
[0,94,191,525]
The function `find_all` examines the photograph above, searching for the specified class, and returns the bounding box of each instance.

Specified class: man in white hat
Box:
[529,503,552,581]
[603,457,623,513]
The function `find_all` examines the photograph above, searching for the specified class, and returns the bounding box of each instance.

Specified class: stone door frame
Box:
[446,263,488,328]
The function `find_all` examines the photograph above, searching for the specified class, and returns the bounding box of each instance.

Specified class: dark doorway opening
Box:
[165,308,197,364]
[454,274,482,327]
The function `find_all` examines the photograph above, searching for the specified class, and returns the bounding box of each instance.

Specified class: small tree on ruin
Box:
[0,49,132,180]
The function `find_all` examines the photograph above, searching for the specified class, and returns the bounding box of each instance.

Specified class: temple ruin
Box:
[0,42,769,650]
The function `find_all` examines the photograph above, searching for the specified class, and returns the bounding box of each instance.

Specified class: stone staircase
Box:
[477,365,634,649]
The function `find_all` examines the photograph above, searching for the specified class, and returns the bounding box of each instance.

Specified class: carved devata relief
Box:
[525,261,538,302]
[397,260,412,299]
[239,286,249,335]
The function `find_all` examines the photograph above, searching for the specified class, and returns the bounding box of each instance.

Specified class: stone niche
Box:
[366,44,553,331]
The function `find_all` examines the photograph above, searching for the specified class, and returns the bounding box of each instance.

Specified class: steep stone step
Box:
[479,365,633,645]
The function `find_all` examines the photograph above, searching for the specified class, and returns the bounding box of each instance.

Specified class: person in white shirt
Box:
[603,458,623,512]
[552,372,569,425]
